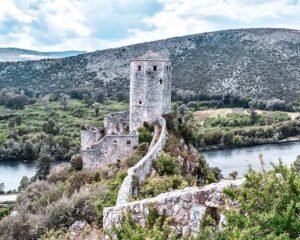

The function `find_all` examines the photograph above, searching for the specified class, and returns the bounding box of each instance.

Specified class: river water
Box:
[1,142,299,191]
[202,141,300,178]
[0,161,36,191]
[0,160,67,191]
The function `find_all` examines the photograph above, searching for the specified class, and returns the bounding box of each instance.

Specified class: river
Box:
[202,141,300,178]
[0,160,67,191]
[1,142,299,191]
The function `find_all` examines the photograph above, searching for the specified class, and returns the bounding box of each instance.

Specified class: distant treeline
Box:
[172,89,295,112]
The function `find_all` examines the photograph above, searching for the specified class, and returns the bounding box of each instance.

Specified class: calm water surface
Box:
[202,141,300,178]
[0,160,67,191]
[0,161,36,191]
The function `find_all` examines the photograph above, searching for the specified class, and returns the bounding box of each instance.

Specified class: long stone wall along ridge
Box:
[104,179,245,237]
[116,117,168,205]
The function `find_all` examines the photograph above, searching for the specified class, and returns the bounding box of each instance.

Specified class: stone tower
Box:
[130,51,171,132]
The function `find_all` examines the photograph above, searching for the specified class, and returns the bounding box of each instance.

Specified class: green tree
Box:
[23,141,35,160]
[35,153,51,180]
[18,176,29,192]
[93,102,101,117]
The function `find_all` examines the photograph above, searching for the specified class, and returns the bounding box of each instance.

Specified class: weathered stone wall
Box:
[104,111,130,135]
[129,52,172,132]
[80,125,104,151]
[104,179,244,237]
[82,134,139,170]
[116,117,167,205]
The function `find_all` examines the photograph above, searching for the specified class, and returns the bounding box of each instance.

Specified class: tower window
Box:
[153,66,157,71]
[138,65,141,71]
[159,79,163,84]
[139,101,142,104]
[126,140,131,145]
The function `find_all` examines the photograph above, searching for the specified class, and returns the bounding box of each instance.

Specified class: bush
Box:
[0,208,10,220]
[109,206,176,240]
[94,171,127,225]
[42,120,59,135]
[155,152,179,176]
[125,143,149,168]
[211,163,300,239]
[138,128,153,144]
[71,154,83,171]
[139,175,188,198]
[47,163,70,184]
[5,95,29,109]
[66,171,96,196]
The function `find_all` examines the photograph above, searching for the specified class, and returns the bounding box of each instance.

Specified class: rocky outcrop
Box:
[116,117,168,205]
[104,179,244,237]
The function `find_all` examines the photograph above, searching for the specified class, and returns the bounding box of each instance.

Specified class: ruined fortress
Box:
[81,51,242,237]
[81,51,171,169]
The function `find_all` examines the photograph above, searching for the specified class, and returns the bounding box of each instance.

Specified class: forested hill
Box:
[0,28,299,101]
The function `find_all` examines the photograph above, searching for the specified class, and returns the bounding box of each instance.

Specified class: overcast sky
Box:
[0,0,299,51]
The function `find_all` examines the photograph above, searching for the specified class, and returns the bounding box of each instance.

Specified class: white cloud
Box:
[0,0,300,51]
[112,0,300,49]
[0,0,34,23]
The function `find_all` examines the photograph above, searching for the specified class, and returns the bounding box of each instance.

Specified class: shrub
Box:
[47,163,70,184]
[138,128,153,144]
[42,120,59,135]
[214,163,300,239]
[155,152,179,176]
[66,171,96,196]
[5,95,29,109]
[109,206,176,240]
[139,175,188,198]
[0,208,10,220]
[71,154,83,171]
[94,171,127,225]
[125,143,149,168]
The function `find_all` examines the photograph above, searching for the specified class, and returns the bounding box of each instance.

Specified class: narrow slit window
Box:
[159,79,163,84]
[153,66,157,71]
[139,101,142,104]
[138,65,141,71]
[126,140,131,145]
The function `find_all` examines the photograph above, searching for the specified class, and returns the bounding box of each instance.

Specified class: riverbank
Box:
[198,135,300,152]
[202,140,300,177]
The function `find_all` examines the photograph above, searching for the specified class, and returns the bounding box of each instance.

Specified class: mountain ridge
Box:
[0,28,299,101]
[0,48,86,62]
